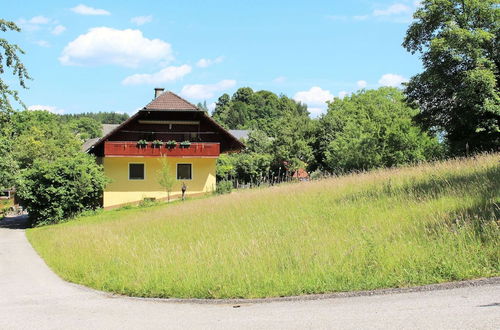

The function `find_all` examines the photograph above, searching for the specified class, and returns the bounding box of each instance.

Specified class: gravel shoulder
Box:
[1,215,499,329]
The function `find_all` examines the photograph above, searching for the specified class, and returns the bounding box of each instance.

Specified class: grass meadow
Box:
[27,154,499,299]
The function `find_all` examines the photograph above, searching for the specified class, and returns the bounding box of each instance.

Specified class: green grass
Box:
[27,154,500,299]
[0,199,13,217]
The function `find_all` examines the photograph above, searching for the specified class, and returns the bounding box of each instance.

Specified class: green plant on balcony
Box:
[152,140,163,148]
[137,139,148,148]
[180,141,191,148]
[166,140,177,148]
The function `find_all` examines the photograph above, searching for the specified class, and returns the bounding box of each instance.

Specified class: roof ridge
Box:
[143,90,199,111]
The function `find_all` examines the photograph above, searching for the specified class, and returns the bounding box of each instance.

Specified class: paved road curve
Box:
[1,216,499,330]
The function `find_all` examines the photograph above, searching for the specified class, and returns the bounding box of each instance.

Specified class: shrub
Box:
[216,180,233,194]
[17,153,108,226]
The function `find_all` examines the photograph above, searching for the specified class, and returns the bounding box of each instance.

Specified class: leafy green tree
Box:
[270,114,314,171]
[212,87,310,134]
[0,19,30,115]
[9,110,81,169]
[403,0,499,154]
[318,88,442,172]
[60,112,130,124]
[0,19,30,190]
[17,153,108,226]
[196,101,209,113]
[69,117,102,140]
[157,157,176,202]
[216,154,236,180]
[245,130,272,154]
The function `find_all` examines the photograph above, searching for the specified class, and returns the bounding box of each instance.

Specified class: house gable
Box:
[87,90,244,156]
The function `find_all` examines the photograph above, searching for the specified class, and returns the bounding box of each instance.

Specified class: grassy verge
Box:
[27,154,500,299]
[0,199,13,218]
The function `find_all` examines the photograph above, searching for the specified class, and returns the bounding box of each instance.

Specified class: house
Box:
[86,88,244,208]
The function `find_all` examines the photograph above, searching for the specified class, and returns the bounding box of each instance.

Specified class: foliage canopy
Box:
[403,0,499,154]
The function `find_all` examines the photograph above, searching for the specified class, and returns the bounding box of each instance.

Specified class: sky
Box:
[3,0,422,117]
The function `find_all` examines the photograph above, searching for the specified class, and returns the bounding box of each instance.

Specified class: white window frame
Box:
[176,163,193,181]
[128,162,145,181]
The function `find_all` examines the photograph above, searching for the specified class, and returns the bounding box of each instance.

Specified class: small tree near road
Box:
[157,157,175,202]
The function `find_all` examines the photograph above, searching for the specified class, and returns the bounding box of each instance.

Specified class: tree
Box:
[317,88,442,172]
[0,19,30,190]
[17,153,108,226]
[0,19,30,115]
[69,117,103,140]
[196,101,209,113]
[9,110,81,169]
[157,157,176,202]
[403,0,499,155]
[212,87,310,134]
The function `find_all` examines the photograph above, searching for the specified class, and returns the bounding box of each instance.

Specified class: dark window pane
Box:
[129,163,144,180]
[177,164,192,180]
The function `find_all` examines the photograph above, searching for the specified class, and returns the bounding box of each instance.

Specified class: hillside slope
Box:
[27,154,499,299]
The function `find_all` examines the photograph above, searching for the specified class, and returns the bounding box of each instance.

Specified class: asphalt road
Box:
[0,215,499,329]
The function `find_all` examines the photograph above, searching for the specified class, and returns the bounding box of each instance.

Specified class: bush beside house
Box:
[17,153,108,226]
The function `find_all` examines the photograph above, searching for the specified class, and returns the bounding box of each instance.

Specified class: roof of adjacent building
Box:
[143,91,198,111]
[103,124,119,135]
[229,129,250,140]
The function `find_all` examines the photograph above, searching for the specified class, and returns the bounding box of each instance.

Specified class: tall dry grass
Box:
[27,154,499,298]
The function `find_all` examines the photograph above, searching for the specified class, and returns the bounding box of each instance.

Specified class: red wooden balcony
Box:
[104,141,220,157]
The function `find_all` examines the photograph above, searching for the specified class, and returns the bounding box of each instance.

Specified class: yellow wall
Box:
[102,156,216,208]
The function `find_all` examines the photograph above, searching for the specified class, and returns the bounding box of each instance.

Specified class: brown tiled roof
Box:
[144,91,199,111]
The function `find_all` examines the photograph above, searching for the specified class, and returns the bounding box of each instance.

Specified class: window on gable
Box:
[177,164,192,180]
[129,163,145,180]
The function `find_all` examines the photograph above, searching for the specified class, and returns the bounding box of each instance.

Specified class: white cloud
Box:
[17,16,52,31]
[181,80,236,99]
[28,105,64,114]
[328,2,415,23]
[338,91,349,99]
[294,86,334,116]
[294,87,334,105]
[373,3,411,16]
[378,73,408,87]
[30,16,50,24]
[122,65,191,85]
[59,27,174,67]
[131,15,153,26]
[51,25,66,35]
[35,40,50,47]
[273,76,286,83]
[307,107,325,117]
[196,56,224,68]
[71,4,110,16]
[208,102,216,112]
[357,80,367,88]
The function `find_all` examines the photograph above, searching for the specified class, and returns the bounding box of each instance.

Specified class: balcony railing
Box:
[104,141,220,157]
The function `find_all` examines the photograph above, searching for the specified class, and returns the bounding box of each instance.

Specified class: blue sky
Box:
[4,0,422,117]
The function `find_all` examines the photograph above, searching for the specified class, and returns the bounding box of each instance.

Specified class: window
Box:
[129,163,145,180]
[177,164,192,180]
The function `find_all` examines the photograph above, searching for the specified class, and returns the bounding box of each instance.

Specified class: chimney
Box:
[154,88,164,99]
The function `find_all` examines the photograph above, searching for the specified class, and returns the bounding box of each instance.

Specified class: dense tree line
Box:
[214,87,442,184]
[60,111,130,125]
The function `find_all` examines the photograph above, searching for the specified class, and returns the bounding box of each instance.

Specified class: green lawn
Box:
[27,154,500,299]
